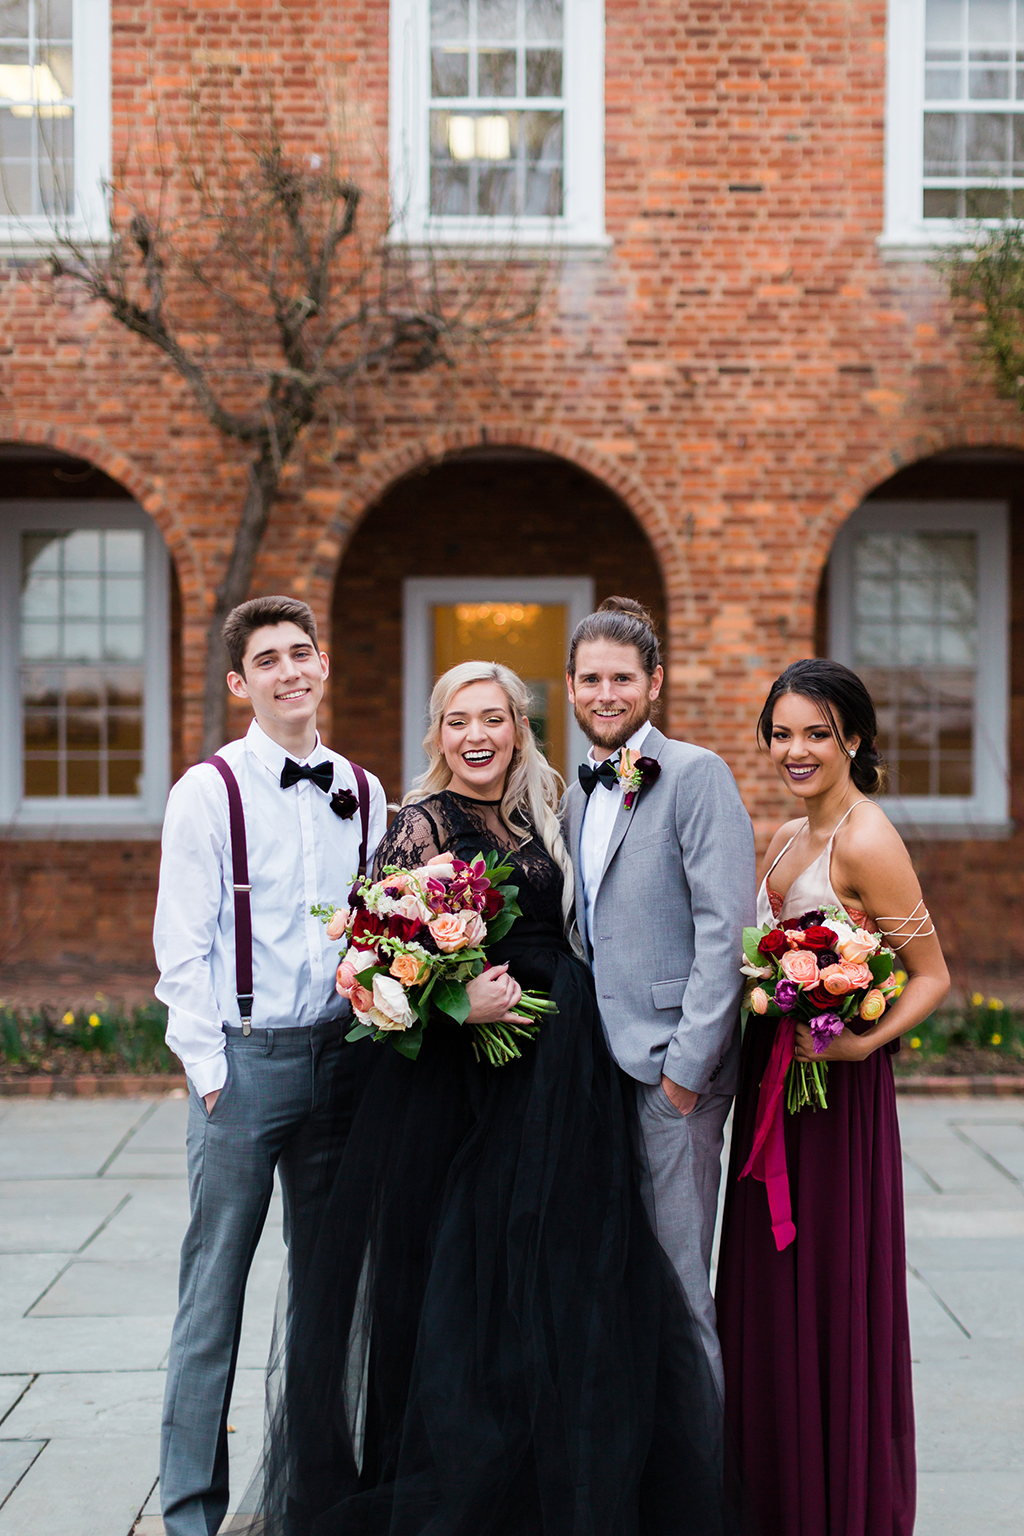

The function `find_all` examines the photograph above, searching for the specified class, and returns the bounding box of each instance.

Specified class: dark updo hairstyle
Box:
[757,658,889,796]
[567,596,662,678]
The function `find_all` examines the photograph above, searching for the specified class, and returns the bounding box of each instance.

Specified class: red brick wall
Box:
[1,0,1023,996]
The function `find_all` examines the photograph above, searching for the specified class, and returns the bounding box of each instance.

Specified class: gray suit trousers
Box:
[635,1081,731,1400]
[160,1018,369,1536]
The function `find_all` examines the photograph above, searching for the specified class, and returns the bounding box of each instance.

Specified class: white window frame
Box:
[403,575,594,789]
[0,500,170,832]
[829,500,1010,835]
[389,0,607,249]
[0,0,111,252]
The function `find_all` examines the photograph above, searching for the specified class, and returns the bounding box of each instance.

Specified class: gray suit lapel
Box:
[596,726,669,887]
[563,783,588,938]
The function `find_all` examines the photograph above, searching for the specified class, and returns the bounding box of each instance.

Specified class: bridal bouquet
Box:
[741,907,898,1111]
[313,851,557,1067]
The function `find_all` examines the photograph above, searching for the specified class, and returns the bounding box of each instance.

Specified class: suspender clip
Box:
[233,883,252,892]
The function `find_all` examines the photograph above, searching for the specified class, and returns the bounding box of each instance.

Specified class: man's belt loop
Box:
[207,755,254,1035]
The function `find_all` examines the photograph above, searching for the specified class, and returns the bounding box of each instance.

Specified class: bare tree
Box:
[51,72,546,755]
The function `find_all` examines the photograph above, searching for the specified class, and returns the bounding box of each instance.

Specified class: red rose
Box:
[352,910,385,944]
[387,914,422,944]
[805,983,837,1010]
[481,885,504,920]
[800,925,838,952]
[757,929,787,959]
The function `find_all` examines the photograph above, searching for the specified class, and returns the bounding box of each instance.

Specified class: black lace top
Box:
[374,791,564,936]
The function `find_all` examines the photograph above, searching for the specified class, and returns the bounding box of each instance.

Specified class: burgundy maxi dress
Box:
[715,820,915,1536]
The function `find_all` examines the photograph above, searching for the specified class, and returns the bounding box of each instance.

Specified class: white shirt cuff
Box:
[186,1051,228,1099]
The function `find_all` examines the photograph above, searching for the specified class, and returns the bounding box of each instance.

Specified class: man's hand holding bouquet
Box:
[313,851,557,1067]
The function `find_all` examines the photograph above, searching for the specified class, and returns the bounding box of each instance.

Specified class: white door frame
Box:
[402,576,595,792]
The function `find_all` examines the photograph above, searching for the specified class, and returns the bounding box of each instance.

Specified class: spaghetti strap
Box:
[763,824,806,884]
[826,798,880,849]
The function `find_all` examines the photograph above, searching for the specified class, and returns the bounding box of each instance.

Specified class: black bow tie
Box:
[280,758,334,792]
[579,758,620,797]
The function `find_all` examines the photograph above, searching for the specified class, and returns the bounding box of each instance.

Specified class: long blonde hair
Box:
[405,661,576,929]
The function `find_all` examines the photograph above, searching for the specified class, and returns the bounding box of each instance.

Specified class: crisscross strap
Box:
[876,898,935,949]
[207,755,254,1021]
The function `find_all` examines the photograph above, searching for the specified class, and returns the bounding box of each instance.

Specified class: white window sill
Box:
[876,225,1020,260]
[388,220,610,256]
[887,819,1016,841]
[1,821,163,841]
[0,220,109,259]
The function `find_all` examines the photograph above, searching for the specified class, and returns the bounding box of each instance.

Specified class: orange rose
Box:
[839,960,873,990]
[428,913,471,953]
[859,988,887,1021]
[390,952,430,987]
[820,964,853,996]
[779,949,820,988]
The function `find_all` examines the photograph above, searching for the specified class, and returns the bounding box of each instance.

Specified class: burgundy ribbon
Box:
[739,1015,797,1251]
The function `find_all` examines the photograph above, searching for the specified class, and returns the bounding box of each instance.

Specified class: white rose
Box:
[369,972,417,1032]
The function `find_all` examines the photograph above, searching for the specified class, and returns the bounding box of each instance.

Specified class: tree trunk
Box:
[201,448,282,758]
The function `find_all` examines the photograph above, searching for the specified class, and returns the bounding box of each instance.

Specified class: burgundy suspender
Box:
[207,755,254,1029]
[208,754,373,1033]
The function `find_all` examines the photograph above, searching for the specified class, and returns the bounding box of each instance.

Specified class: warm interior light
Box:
[0,63,72,118]
[447,113,511,162]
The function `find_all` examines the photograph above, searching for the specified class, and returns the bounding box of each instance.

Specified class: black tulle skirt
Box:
[228,926,740,1536]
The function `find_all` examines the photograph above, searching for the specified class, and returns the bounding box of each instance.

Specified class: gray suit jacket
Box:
[563,727,756,1096]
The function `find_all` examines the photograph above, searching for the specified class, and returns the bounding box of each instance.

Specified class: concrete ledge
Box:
[0,1074,187,1097]
[895,1075,1024,1096]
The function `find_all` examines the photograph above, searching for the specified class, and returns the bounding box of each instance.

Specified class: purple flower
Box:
[775,980,799,1012]
[798,910,826,930]
[809,1012,845,1054]
[816,948,840,969]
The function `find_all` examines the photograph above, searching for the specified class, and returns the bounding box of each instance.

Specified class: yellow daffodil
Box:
[62,1010,74,1026]
[971,991,984,1008]
[991,1033,1003,1046]
[910,1037,922,1049]
[88,1012,101,1028]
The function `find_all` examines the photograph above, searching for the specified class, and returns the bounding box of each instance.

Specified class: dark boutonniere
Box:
[330,787,359,820]
[618,750,661,810]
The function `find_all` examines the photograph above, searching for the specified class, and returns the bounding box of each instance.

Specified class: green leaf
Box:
[743,927,767,967]
[483,911,517,944]
[355,964,386,989]
[869,951,893,984]
[345,1023,374,1042]
[432,976,472,1024]
[390,1024,424,1060]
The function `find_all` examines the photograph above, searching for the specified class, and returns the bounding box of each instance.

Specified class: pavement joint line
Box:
[949,1125,1023,1189]
[907,1262,972,1339]
[0,1375,36,1430]
[97,1100,159,1178]
[0,1436,47,1515]
[76,1191,133,1255]
[23,1254,77,1317]
[902,1149,943,1194]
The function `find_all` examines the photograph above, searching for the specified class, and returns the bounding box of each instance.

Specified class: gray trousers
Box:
[635,1081,732,1399]
[160,1018,369,1536]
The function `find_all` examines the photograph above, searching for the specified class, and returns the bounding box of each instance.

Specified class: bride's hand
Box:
[465,963,527,1025]
[794,1022,871,1064]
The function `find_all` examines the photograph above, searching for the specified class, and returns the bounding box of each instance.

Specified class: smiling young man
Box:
[562,596,756,1396]
[153,595,386,1536]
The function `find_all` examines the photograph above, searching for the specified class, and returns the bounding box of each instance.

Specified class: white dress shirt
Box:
[578,721,653,949]
[153,719,387,1097]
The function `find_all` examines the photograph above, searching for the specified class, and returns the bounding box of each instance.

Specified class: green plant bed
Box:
[892,995,1024,1077]
[0,1001,179,1077]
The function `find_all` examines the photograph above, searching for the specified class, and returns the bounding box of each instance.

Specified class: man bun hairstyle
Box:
[222,595,319,676]
[757,658,889,796]
[567,595,662,678]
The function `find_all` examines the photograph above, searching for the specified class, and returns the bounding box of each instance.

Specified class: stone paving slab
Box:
[0,1095,1019,1536]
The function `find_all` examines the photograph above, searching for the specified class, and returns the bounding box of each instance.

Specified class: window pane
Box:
[23,758,58,795]
[21,621,59,658]
[0,3,30,37]
[526,47,561,96]
[968,0,1011,41]
[431,0,468,40]
[21,572,60,618]
[478,46,516,95]
[65,758,99,796]
[104,576,144,619]
[525,0,563,39]
[432,46,469,96]
[924,111,961,172]
[63,529,101,572]
[926,65,963,98]
[969,63,1011,95]
[924,187,961,215]
[964,110,1009,171]
[107,757,142,795]
[927,0,965,44]
[38,1,73,38]
[478,0,516,39]
[63,620,101,660]
[64,574,101,618]
[103,530,145,572]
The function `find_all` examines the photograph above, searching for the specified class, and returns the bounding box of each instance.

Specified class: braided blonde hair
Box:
[405,661,576,929]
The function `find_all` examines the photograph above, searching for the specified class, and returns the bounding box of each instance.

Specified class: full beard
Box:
[573,699,653,754]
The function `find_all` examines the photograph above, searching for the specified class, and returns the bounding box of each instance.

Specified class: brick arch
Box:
[790,421,1024,623]
[305,425,682,630]
[0,417,204,601]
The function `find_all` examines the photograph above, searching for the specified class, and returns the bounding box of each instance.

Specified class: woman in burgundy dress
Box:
[716,660,950,1536]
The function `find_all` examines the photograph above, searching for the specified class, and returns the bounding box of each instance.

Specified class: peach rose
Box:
[836,927,878,964]
[349,979,375,1013]
[819,964,853,996]
[336,958,358,997]
[859,988,887,1022]
[840,960,873,990]
[391,892,433,926]
[749,986,769,1015]
[413,852,457,882]
[326,907,352,941]
[428,913,472,952]
[379,870,419,896]
[779,949,820,988]
[390,951,431,987]
[365,973,416,1032]
[783,929,806,950]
